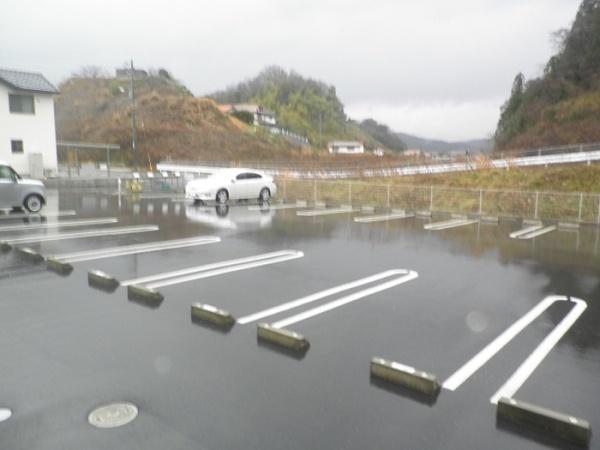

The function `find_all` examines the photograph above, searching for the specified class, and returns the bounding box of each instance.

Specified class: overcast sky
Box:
[0,0,581,141]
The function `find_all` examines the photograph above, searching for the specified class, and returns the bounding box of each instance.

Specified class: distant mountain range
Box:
[395,132,493,154]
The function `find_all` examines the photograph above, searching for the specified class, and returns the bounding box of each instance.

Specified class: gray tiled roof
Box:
[0,68,59,94]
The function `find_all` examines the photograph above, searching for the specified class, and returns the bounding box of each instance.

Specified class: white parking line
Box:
[270,270,418,329]
[511,225,557,240]
[50,236,221,263]
[442,295,585,391]
[424,219,479,231]
[0,210,77,220]
[490,297,586,404]
[1,225,159,245]
[238,270,411,324]
[354,213,414,223]
[509,224,543,239]
[138,194,186,200]
[248,204,305,211]
[297,207,357,217]
[121,250,304,288]
[0,217,117,232]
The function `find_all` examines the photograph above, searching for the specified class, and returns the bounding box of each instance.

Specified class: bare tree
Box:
[72,65,109,79]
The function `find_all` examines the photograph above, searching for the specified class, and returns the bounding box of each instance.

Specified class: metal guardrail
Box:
[158,142,600,179]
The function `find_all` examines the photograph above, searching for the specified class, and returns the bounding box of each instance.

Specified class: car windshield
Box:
[0,166,13,179]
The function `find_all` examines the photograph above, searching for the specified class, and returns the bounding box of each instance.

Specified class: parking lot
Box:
[1,189,599,450]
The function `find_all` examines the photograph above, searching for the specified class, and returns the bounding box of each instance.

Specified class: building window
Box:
[11,140,24,154]
[8,94,35,114]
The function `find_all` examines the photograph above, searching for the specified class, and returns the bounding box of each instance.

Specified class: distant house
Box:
[402,148,428,157]
[328,141,365,155]
[373,148,385,156]
[217,104,234,114]
[220,103,277,127]
[0,68,59,176]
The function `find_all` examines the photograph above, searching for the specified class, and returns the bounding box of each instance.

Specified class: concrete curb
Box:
[361,205,375,213]
[15,247,44,264]
[497,397,591,447]
[257,323,309,352]
[295,200,307,207]
[127,284,164,303]
[415,210,432,218]
[88,270,119,291]
[498,215,520,223]
[191,303,235,328]
[523,219,543,226]
[46,258,74,275]
[558,222,580,230]
[370,357,440,397]
[480,216,499,224]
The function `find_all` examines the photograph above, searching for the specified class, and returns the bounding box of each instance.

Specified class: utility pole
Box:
[130,59,138,172]
[318,111,323,150]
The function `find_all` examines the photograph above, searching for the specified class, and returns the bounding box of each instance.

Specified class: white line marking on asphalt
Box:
[0,408,11,422]
[0,210,77,220]
[354,213,415,223]
[237,270,411,324]
[120,250,304,287]
[0,217,117,232]
[424,219,479,230]
[512,225,557,240]
[489,297,586,404]
[248,204,305,211]
[509,224,543,238]
[270,270,418,329]
[145,252,304,289]
[50,236,221,263]
[297,207,357,217]
[138,194,186,200]
[1,225,159,245]
[442,295,584,391]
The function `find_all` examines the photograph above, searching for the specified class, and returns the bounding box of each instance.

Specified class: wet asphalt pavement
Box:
[1,189,599,450]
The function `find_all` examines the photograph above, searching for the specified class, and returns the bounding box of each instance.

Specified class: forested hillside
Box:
[495,0,600,151]
[55,70,300,166]
[210,66,406,151]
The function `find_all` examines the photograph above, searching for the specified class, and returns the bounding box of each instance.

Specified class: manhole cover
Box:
[0,408,11,422]
[88,402,138,428]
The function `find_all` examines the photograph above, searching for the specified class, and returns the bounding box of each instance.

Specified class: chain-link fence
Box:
[278,178,600,223]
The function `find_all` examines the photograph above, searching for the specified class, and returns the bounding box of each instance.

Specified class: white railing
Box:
[157,142,600,180]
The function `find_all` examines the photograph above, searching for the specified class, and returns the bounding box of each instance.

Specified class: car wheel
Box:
[216,189,229,204]
[259,188,271,202]
[23,194,43,213]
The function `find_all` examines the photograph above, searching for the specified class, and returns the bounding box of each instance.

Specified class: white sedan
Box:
[185,169,277,204]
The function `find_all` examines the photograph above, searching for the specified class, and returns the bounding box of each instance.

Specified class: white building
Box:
[328,141,365,154]
[220,103,277,127]
[0,68,59,176]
